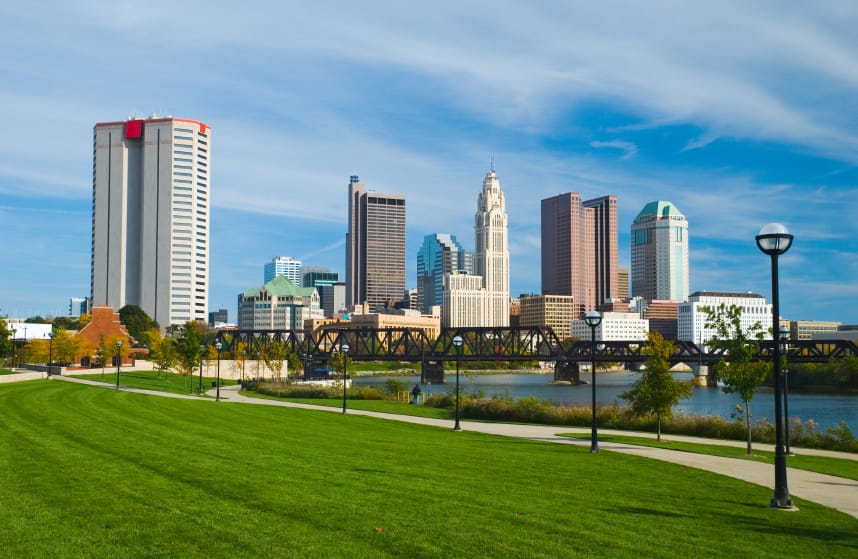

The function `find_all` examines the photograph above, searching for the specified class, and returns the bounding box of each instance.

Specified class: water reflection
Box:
[355,371,857,431]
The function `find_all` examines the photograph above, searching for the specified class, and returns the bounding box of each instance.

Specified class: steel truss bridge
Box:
[212,326,857,366]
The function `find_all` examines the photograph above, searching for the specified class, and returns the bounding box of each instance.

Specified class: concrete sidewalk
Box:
[53,376,858,519]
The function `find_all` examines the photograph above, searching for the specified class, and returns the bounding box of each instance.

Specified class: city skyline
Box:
[1,3,857,323]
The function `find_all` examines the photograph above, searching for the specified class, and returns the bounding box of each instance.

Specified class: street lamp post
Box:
[215,342,223,402]
[10,328,16,369]
[585,310,603,453]
[452,335,464,431]
[199,344,205,395]
[779,326,793,455]
[341,343,350,414]
[115,340,123,389]
[756,222,794,509]
[48,331,54,369]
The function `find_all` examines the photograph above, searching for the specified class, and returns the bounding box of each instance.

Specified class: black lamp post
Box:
[779,326,793,455]
[199,344,205,395]
[584,310,602,453]
[10,328,16,369]
[341,343,350,414]
[215,341,223,402]
[48,331,54,368]
[115,340,122,389]
[756,222,794,509]
[452,335,463,431]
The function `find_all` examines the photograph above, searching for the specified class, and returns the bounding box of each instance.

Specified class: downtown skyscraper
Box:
[541,193,618,316]
[345,175,406,311]
[474,169,510,326]
[91,116,211,326]
[417,233,473,315]
[631,201,689,302]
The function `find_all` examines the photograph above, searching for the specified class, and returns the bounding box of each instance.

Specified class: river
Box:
[354,371,858,432]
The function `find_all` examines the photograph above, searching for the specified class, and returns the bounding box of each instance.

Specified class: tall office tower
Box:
[631,201,689,302]
[474,169,510,326]
[345,176,406,311]
[541,193,618,316]
[417,233,473,314]
[264,256,302,285]
[303,268,339,312]
[91,116,211,326]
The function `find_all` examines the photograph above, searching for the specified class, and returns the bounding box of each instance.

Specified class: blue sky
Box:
[1,1,856,323]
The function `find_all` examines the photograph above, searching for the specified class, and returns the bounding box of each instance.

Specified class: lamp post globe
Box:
[584,310,602,453]
[452,335,464,431]
[115,340,123,390]
[756,222,794,509]
[215,342,223,402]
[341,343,350,414]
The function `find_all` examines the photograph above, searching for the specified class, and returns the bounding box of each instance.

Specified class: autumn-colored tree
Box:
[703,303,771,454]
[52,329,81,365]
[263,339,287,382]
[622,332,692,441]
[232,340,248,381]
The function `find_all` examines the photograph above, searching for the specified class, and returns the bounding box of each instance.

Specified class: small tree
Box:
[703,303,771,454]
[151,337,177,377]
[286,351,302,382]
[622,332,692,441]
[232,340,248,382]
[174,321,205,380]
[263,340,287,382]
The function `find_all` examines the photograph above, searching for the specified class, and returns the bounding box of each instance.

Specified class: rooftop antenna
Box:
[490,153,495,172]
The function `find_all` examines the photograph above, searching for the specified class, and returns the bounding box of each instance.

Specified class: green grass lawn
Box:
[563,433,858,481]
[1,380,857,558]
[0,368,20,375]
[74,369,236,396]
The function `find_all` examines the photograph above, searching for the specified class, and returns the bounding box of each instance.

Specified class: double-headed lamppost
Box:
[452,335,464,431]
[199,344,205,395]
[779,326,793,455]
[585,310,603,453]
[341,343,350,414]
[756,222,794,509]
[115,340,123,389]
[215,341,223,402]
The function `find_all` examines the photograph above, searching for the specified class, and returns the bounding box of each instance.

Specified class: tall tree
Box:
[622,332,692,441]
[703,303,770,454]
[119,305,158,347]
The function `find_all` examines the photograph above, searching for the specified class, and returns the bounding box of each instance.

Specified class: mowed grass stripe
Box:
[0,380,856,558]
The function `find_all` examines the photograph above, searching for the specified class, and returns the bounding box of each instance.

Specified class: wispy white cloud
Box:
[590,140,639,160]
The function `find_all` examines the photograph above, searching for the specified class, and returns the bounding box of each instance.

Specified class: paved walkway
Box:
[52,376,858,519]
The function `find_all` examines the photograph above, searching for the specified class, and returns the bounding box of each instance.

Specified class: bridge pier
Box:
[421,360,446,384]
[554,361,581,384]
[690,363,715,387]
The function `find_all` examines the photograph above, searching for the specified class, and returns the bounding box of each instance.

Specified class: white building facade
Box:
[91,116,210,326]
[237,276,322,330]
[677,291,772,345]
[442,272,490,327]
[631,201,689,302]
[264,256,303,285]
[570,312,649,341]
[474,169,510,326]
